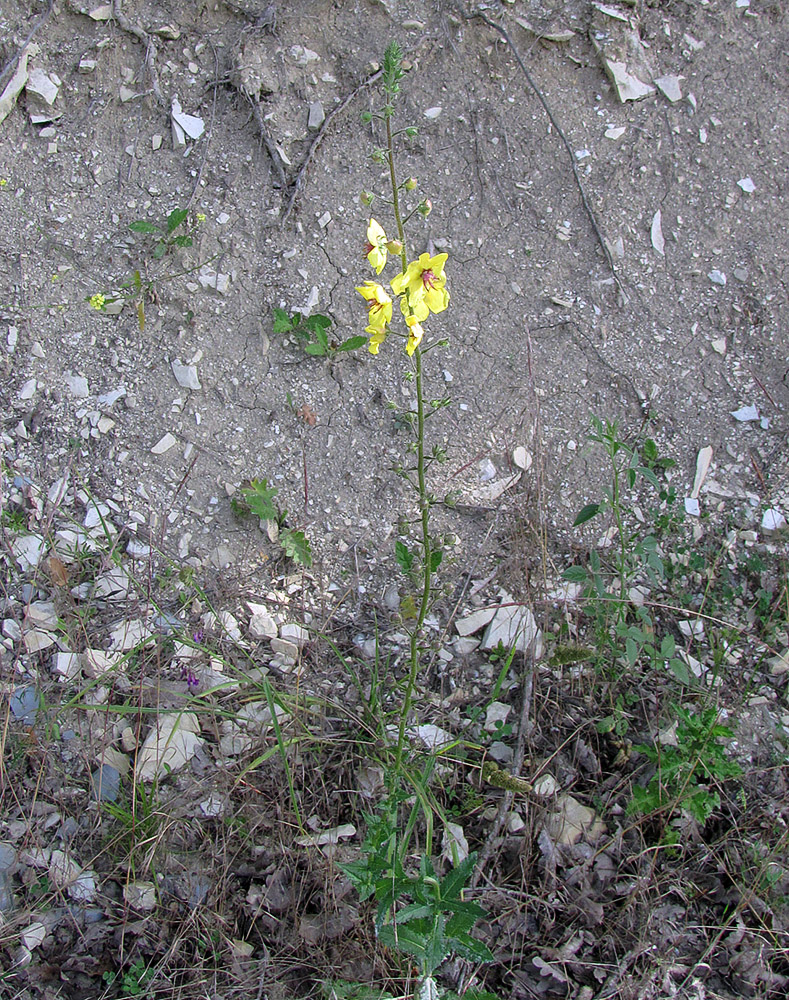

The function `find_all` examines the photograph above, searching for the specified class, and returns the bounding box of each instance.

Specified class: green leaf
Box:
[307,313,332,332]
[439,852,478,901]
[172,234,193,248]
[667,657,691,685]
[625,636,640,667]
[395,540,414,575]
[429,550,443,572]
[241,479,279,521]
[129,221,160,234]
[167,208,189,233]
[561,565,589,582]
[280,528,312,567]
[573,503,601,527]
[394,902,433,924]
[152,242,167,260]
[377,924,428,963]
[445,932,494,964]
[272,308,294,334]
[642,439,658,465]
[305,343,327,356]
[338,335,368,352]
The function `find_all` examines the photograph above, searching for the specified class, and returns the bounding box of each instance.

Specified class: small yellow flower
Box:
[51,274,60,282]
[196,212,206,222]
[89,293,106,311]
[390,252,449,322]
[356,280,393,329]
[0,178,7,187]
[405,315,424,356]
[364,218,388,275]
[366,324,388,355]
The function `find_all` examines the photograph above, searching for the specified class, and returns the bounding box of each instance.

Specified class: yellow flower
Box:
[196,212,206,222]
[390,252,449,322]
[405,315,424,356]
[364,218,388,275]
[356,280,392,329]
[89,293,106,311]
[366,324,388,355]
[0,178,7,187]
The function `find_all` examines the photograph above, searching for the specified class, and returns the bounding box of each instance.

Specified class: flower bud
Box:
[417,198,432,218]
[386,239,403,254]
[404,176,418,191]
[359,190,375,206]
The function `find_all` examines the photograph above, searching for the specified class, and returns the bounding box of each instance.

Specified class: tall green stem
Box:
[385,114,433,776]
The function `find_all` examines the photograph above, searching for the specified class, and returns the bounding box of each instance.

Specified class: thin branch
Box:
[280,69,382,226]
[111,0,165,107]
[468,6,628,304]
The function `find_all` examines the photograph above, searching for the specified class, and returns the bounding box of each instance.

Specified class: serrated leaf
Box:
[280,528,312,567]
[562,565,588,582]
[167,208,189,233]
[395,540,414,575]
[242,480,279,522]
[429,550,443,572]
[642,439,658,464]
[172,234,193,247]
[446,933,494,964]
[377,924,428,962]
[573,503,601,527]
[272,308,293,334]
[394,902,433,924]
[129,221,160,234]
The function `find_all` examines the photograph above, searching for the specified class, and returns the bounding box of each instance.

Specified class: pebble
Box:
[308,101,325,130]
[171,359,201,390]
[151,432,177,455]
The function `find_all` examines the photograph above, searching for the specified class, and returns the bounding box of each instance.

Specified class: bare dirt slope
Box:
[1,0,786,590]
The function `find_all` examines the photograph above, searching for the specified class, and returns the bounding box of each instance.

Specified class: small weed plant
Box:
[231,477,312,567]
[274,307,367,359]
[87,207,212,330]
[629,705,743,837]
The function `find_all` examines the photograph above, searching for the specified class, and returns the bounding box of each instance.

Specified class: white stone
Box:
[64,374,90,397]
[54,651,81,681]
[280,622,309,647]
[151,432,177,454]
[484,701,512,732]
[26,68,59,105]
[171,359,201,390]
[135,712,204,782]
[11,533,46,570]
[482,591,540,654]
[124,881,157,910]
[20,922,46,950]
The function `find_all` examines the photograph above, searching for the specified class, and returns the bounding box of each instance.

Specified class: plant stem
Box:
[385,112,432,778]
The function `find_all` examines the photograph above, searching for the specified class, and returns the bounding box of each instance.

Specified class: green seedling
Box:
[232,477,312,567]
[128,207,195,259]
[629,705,743,829]
[102,958,154,998]
[273,307,367,358]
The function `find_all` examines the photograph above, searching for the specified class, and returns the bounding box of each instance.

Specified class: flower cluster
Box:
[356,218,448,356]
